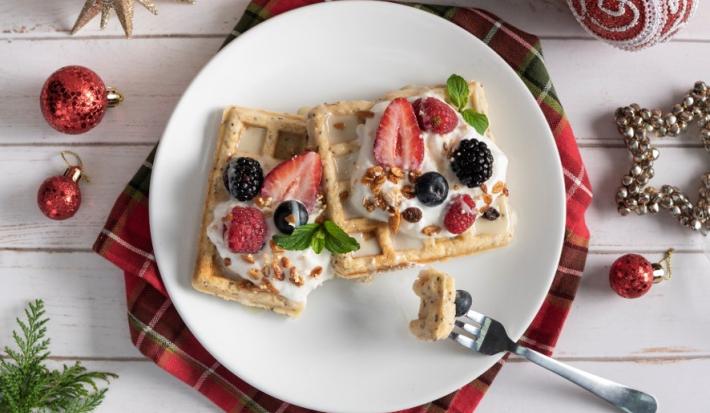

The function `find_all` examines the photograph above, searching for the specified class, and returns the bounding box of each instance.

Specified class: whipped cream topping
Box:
[348,91,509,238]
[207,155,333,304]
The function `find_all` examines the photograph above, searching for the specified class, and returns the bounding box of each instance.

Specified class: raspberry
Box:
[224,206,266,253]
[444,195,477,234]
[450,138,494,188]
[413,97,458,134]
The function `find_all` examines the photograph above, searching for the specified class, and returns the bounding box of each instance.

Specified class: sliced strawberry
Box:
[373,98,424,170]
[443,195,477,235]
[260,151,322,211]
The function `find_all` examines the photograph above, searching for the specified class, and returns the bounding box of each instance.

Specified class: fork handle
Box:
[512,345,657,413]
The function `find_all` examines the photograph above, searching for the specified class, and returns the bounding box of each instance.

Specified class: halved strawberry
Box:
[260,151,322,211]
[373,98,424,170]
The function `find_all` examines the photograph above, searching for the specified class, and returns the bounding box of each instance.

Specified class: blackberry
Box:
[450,138,494,188]
[223,157,263,201]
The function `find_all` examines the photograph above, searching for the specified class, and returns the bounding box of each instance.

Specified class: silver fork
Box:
[450,305,657,413]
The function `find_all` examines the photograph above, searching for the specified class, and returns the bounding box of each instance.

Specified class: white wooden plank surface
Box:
[556,252,710,359]
[479,359,710,413]
[0,0,244,38]
[3,0,710,41]
[0,251,137,358]
[2,145,707,251]
[4,37,710,146]
[2,0,709,411]
[543,39,710,145]
[0,38,221,144]
[39,359,710,412]
[40,360,217,412]
[0,146,151,249]
[2,250,708,361]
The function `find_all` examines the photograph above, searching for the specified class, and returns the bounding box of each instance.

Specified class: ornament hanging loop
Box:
[652,248,674,283]
[106,87,124,108]
[60,150,90,183]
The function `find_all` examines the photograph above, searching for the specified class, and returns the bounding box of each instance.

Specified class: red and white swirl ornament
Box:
[568,0,697,50]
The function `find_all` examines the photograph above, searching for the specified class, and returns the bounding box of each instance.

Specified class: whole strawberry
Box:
[224,206,266,253]
[413,97,458,134]
[443,194,477,234]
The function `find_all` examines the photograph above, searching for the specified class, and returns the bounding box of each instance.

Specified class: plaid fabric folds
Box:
[93,3,592,412]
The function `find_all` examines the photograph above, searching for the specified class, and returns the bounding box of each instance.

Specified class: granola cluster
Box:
[478,181,508,216]
[222,239,324,289]
[360,166,429,235]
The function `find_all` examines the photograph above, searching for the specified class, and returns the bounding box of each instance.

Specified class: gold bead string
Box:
[657,248,674,281]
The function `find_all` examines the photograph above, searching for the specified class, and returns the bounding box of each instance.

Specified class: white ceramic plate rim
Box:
[151,2,566,412]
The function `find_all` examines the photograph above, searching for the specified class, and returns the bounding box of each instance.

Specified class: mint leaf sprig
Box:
[446,74,489,135]
[273,220,359,254]
[0,299,117,413]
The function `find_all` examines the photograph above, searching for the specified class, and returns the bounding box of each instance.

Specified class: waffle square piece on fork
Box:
[308,81,514,279]
[193,106,317,317]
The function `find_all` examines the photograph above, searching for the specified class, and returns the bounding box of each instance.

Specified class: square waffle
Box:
[193,106,315,317]
[308,82,514,279]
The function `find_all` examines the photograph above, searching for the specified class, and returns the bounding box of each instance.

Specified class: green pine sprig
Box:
[0,299,117,413]
[446,74,489,134]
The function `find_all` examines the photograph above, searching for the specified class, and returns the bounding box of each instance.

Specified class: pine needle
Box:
[0,299,117,413]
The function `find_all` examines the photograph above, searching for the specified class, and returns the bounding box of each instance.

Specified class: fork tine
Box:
[449,331,477,351]
[465,309,486,324]
[455,320,480,338]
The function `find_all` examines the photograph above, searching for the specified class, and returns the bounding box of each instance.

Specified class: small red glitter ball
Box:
[609,254,655,298]
[37,167,82,220]
[40,66,107,134]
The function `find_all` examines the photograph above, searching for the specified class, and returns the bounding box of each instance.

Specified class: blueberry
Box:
[414,172,449,206]
[454,290,472,317]
[274,200,309,234]
[483,207,500,221]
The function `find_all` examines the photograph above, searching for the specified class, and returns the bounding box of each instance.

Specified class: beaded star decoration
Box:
[71,0,195,37]
[615,81,710,234]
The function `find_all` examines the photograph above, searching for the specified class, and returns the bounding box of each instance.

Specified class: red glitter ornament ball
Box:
[37,167,82,220]
[40,66,107,134]
[609,254,655,298]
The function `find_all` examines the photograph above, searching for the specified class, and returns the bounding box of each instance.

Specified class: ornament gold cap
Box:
[106,87,124,108]
[64,166,83,183]
[60,151,90,183]
[651,263,666,284]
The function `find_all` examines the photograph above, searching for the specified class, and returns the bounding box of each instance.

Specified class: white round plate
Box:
[152,2,565,412]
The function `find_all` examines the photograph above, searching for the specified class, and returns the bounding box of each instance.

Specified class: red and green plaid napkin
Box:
[94,2,592,412]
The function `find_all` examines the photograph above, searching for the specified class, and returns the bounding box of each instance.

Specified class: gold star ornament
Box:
[71,0,195,37]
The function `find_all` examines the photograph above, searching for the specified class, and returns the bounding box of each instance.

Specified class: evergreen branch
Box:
[0,299,117,413]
